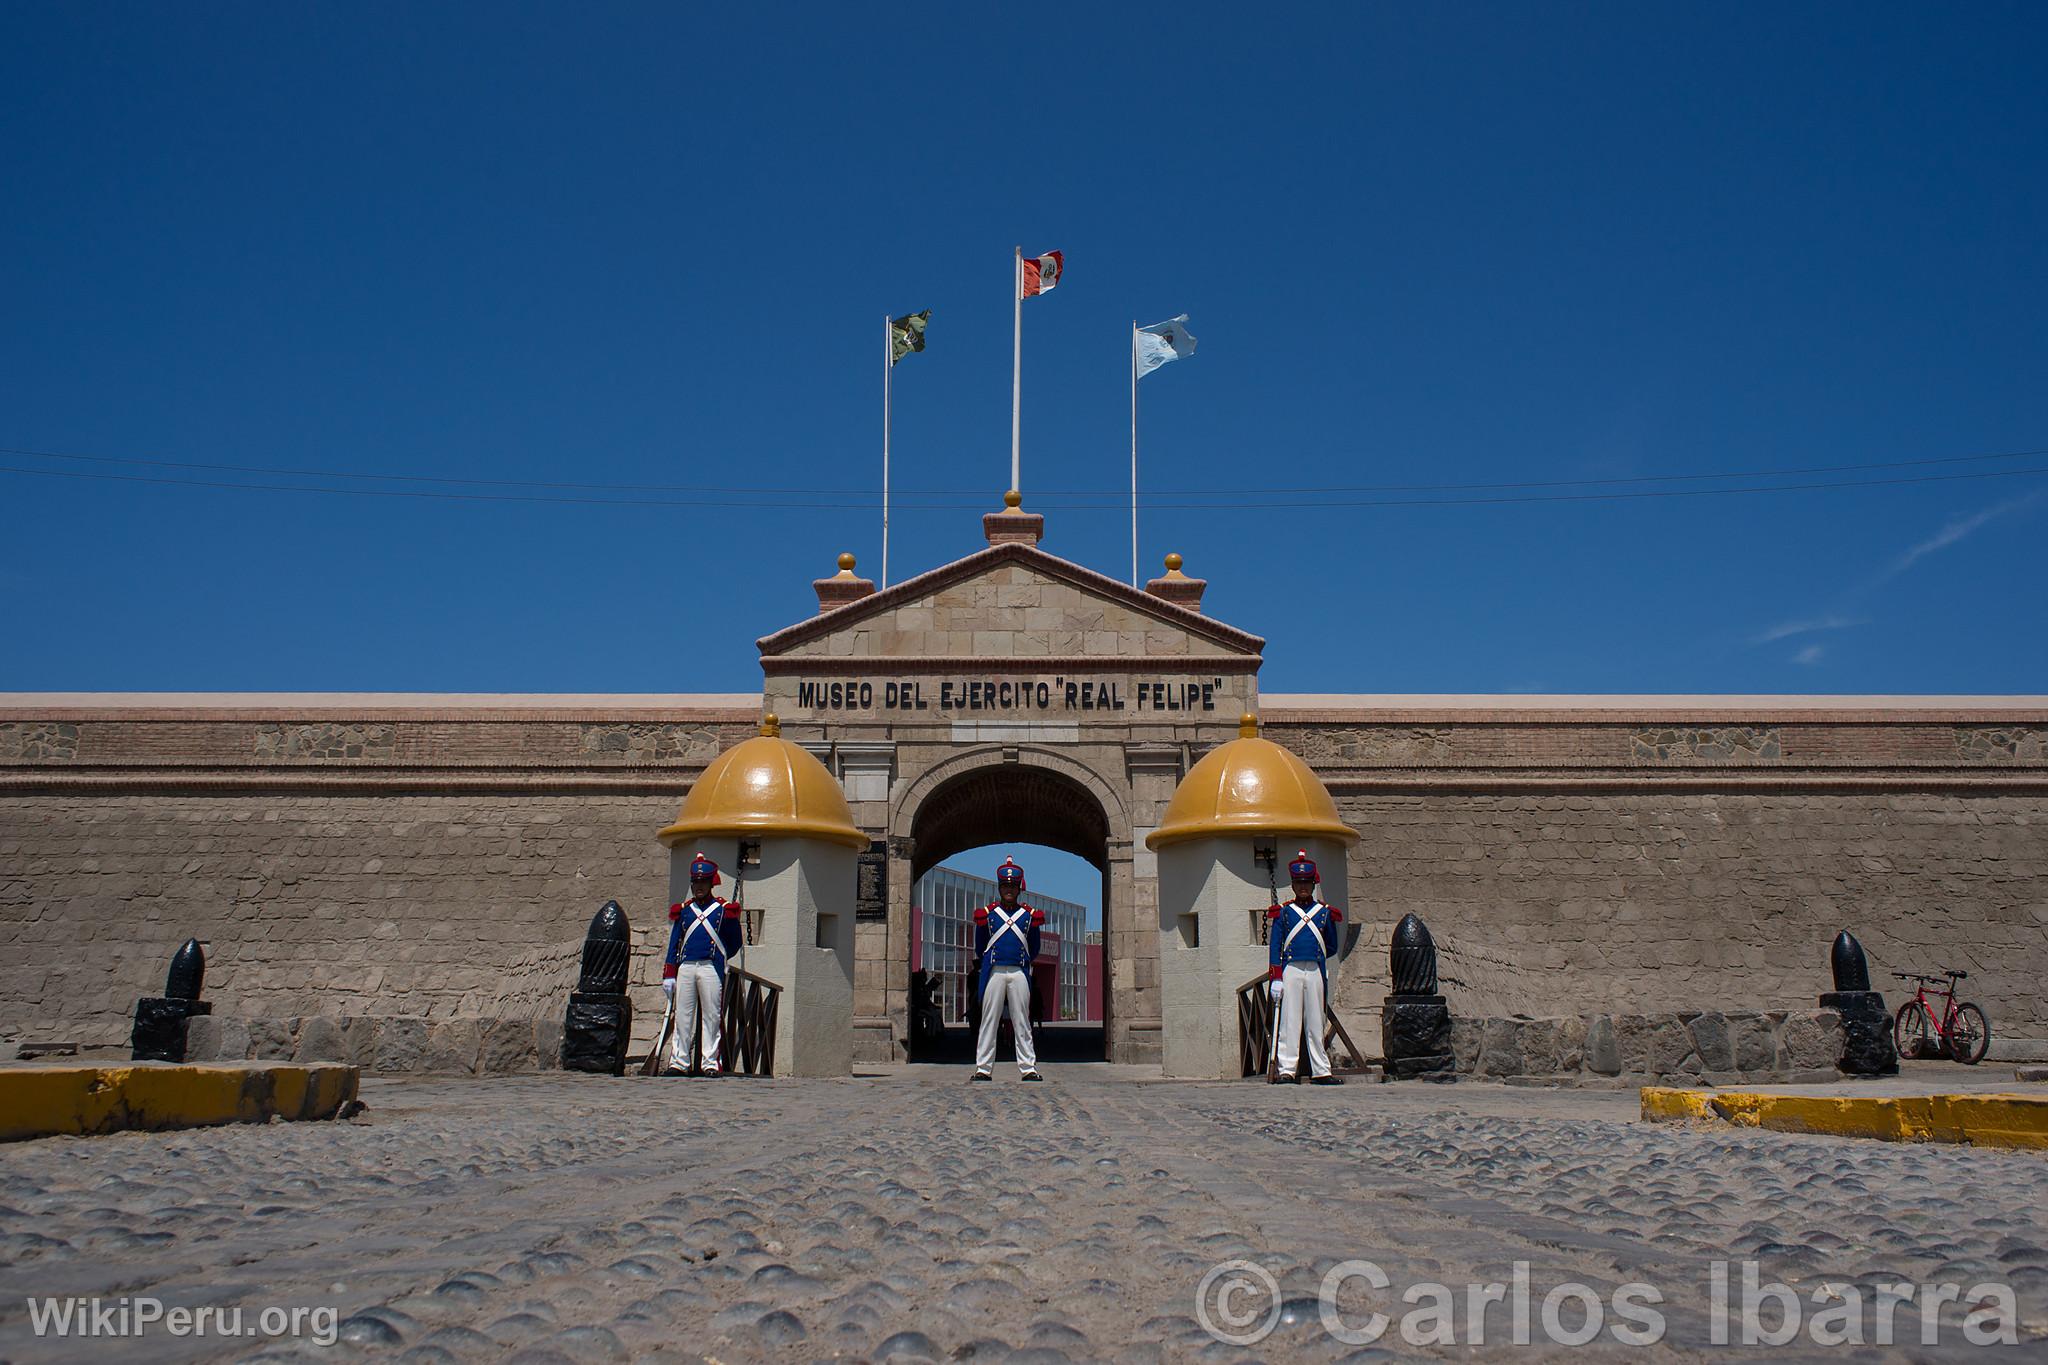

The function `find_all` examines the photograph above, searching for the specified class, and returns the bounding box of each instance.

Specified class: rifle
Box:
[640,976,677,1076]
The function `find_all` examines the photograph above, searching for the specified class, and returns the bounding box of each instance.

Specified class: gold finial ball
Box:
[837,552,856,572]
[761,713,781,738]
[1239,712,1259,739]
[1003,489,1022,509]
[1164,552,1183,572]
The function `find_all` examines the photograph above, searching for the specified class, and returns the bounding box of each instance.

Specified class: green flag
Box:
[889,309,930,364]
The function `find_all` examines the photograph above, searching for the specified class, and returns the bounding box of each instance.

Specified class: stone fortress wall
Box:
[0,700,760,1051]
[1269,704,2048,1054]
[4,692,2044,1058]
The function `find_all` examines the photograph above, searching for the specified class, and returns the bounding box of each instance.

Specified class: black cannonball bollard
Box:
[131,937,212,1062]
[578,900,632,995]
[1390,912,1440,995]
[1829,929,1872,993]
[165,937,206,1000]
[1381,913,1454,1081]
[1821,929,1898,1076]
[562,902,634,1075]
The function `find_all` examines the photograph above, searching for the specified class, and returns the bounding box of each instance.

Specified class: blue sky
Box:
[3,3,2045,696]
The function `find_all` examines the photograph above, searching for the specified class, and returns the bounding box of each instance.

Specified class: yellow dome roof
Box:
[1146,714,1358,850]
[658,716,868,850]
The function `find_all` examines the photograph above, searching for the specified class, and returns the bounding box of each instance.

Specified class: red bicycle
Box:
[1891,970,1990,1064]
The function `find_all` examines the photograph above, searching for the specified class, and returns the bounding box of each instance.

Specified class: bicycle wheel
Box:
[1894,1001,1934,1060]
[1947,1003,1990,1065]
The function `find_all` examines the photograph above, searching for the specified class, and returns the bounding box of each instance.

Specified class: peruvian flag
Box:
[1019,249,1063,299]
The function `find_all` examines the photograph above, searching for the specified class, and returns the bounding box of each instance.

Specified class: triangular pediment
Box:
[756,543,1263,662]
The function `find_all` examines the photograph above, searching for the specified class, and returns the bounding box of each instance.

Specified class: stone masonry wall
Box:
[4,697,2044,1060]
[0,794,681,1048]
[1448,1009,1848,1086]
[1327,793,2048,1044]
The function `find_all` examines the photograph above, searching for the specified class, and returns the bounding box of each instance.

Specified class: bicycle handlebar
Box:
[1891,969,1967,983]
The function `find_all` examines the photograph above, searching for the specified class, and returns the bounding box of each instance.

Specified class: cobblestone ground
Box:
[2,1068,2045,1362]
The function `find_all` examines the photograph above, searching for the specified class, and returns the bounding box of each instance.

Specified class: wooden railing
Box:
[720,968,780,1076]
[655,967,782,1077]
[1234,972,1373,1080]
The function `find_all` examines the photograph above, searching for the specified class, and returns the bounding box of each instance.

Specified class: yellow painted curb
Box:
[0,1064,359,1142]
[1641,1087,2048,1151]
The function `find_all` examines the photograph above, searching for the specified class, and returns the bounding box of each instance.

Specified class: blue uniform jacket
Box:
[664,897,745,980]
[1267,899,1342,985]
[973,900,1043,997]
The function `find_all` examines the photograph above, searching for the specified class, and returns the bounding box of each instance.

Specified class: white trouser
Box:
[668,961,723,1072]
[975,966,1036,1073]
[1275,962,1331,1078]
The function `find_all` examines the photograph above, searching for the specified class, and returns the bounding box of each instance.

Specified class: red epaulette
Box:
[1029,907,1045,924]
[669,902,683,921]
[972,905,989,924]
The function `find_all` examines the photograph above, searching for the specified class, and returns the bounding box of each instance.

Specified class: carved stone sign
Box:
[786,675,1229,717]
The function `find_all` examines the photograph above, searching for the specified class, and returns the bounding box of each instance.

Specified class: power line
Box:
[1,442,2044,500]
[4,459,2046,511]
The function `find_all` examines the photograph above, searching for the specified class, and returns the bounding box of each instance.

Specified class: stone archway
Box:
[907,765,1110,880]
[892,748,1129,1061]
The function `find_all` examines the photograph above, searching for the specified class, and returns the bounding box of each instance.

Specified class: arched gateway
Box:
[899,750,1119,1053]
[753,495,1262,1065]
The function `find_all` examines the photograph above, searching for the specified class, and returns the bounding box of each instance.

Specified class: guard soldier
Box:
[972,857,1044,1082]
[662,852,743,1076]
[1268,850,1344,1085]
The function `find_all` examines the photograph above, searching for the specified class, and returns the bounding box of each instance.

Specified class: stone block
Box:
[183,1013,225,1061]
[1730,1013,1777,1073]
[535,1013,565,1069]
[1479,1017,1524,1077]
[1449,1017,1483,1073]
[1617,1014,1697,1076]
[1509,1018,1574,1075]
[1554,1015,1588,1074]
[1583,1015,1620,1075]
[1779,1010,1845,1073]
[375,1018,431,1073]
[292,1016,347,1063]
[342,1016,381,1068]
[1687,1013,1735,1071]
[215,1016,253,1061]
[852,1021,897,1066]
[424,1019,482,1074]
[248,1016,300,1061]
[479,1017,539,1073]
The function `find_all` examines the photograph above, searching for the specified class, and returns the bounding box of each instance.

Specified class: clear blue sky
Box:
[4,4,2044,694]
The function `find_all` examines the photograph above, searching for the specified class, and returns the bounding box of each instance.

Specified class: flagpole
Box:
[1130,321,1139,586]
[1011,246,1022,495]
[882,314,891,590]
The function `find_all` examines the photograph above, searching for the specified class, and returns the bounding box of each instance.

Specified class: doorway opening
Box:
[905,764,1110,1063]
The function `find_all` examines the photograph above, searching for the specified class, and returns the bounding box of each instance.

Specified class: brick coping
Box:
[1262,693,2048,723]
[0,693,761,722]
[4,691,2043,724]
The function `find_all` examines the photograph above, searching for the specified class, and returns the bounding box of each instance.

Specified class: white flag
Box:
[1135,315,1196,377]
